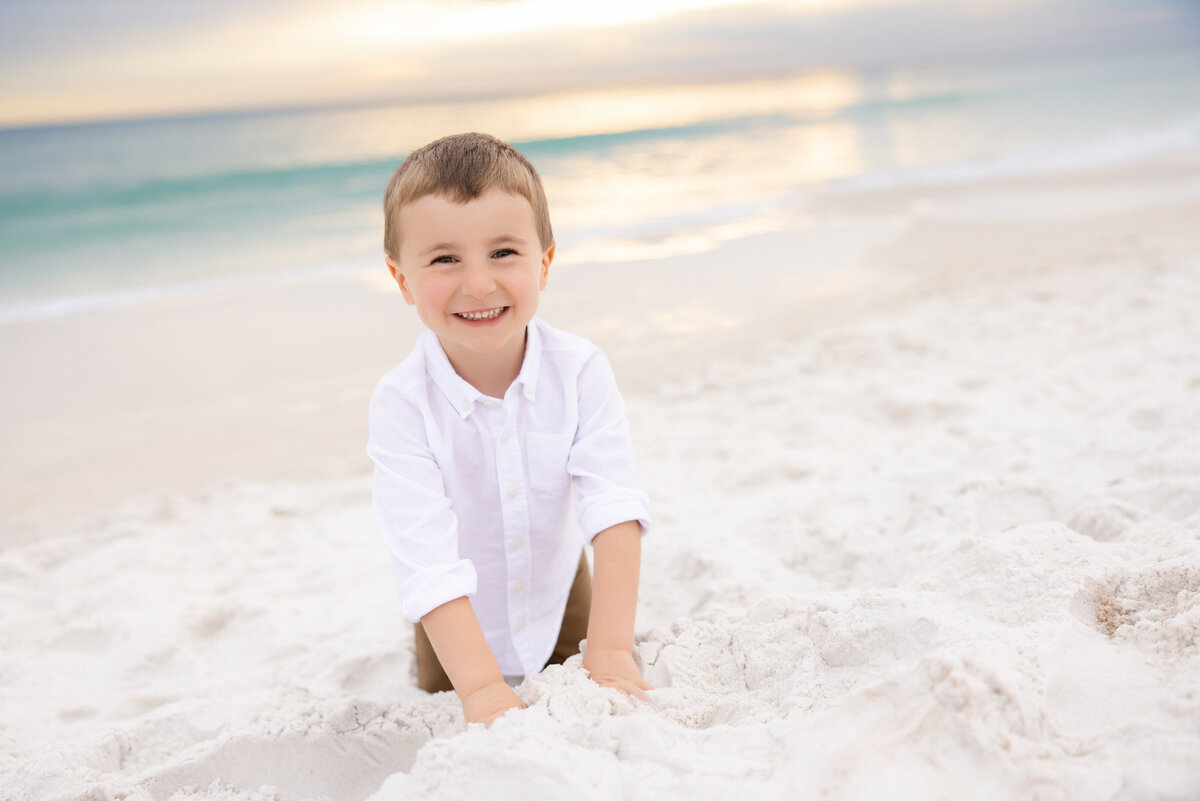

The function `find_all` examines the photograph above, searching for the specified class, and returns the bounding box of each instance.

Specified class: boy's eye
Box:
[430,255,458,265]
[491,248,516,259]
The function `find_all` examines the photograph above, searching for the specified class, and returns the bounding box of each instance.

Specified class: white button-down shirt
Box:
[367,317,650,676]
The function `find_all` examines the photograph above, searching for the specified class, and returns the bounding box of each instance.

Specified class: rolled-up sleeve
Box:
[569,351,651,540]
[367,382,477,622]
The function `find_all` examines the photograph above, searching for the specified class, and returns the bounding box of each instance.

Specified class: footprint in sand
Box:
[49,625,112,652]
[142,708,434,801]
[1064,496,1143,542]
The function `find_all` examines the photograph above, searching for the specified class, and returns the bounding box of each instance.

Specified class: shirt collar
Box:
[423,318,543,419]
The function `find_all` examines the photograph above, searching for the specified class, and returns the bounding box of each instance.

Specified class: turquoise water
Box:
[2,47,1199,322]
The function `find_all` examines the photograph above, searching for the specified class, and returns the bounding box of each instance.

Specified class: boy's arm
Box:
[421,597,526,725]
[583,520,653,700]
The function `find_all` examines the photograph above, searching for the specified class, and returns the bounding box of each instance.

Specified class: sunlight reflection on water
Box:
[3,48,1199,314]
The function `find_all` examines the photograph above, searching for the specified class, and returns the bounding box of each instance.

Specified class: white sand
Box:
[2,151,1200,800]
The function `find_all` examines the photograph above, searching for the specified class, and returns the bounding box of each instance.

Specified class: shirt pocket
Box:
[524,430,574,492]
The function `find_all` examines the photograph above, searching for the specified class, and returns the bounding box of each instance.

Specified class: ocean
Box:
[1,46,1198,324]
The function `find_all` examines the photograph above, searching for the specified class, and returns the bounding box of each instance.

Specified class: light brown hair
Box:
[383,132,554,260]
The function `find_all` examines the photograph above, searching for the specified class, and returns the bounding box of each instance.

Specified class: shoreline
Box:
[3,148,1200,533]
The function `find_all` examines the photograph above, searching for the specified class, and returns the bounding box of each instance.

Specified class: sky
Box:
[0,0,1196,128]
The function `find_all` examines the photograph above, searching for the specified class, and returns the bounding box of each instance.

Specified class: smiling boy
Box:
[367,133,652,726]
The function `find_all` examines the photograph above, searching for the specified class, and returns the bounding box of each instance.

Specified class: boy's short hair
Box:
[383,132,554,260]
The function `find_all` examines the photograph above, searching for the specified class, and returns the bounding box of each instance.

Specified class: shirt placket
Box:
[492,397,535,674]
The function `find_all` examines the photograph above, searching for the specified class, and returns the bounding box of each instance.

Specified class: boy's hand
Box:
[461,680,527,726]
[586,521,652,702]
[421,598,526,727]
[583,646,653,702]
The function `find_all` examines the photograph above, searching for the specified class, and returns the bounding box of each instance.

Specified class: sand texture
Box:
[2,155,1200,800]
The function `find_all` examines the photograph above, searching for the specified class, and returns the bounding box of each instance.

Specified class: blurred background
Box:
[1,0,1198,324]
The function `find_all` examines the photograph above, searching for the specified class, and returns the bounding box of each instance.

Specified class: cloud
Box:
[363,0,1200,100]
[0,0,307,58]
[0,0,1196,127]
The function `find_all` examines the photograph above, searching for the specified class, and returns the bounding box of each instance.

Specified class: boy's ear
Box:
[539,245,555,291]
[386,256,415,305]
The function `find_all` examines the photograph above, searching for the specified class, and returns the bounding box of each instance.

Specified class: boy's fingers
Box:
[617,673,653,692]
[625,684,651,703]
[595,676,652,703]
[621,682,654,704]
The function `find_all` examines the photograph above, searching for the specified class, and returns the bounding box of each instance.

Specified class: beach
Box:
[2,144,1199,799]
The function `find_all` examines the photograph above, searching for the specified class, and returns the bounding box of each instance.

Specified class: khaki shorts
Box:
[413,550,593,693]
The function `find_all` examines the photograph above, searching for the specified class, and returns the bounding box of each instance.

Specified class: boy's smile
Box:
[387,187,554,392]
[456,307,507,322]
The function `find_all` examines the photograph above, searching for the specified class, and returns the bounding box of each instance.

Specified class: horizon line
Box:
[0,40,1167,135]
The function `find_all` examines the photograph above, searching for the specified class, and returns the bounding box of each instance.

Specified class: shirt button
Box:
[510,537,522,551]
[513,581,524,592]
[500,430,511,444]
[460,400,471,413]
[523,387,534,400]
[484,399,497,408]
[506,487,519,500]
[514,619,525,632]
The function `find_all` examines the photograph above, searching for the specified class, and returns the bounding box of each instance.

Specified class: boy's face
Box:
[386,188,554,373]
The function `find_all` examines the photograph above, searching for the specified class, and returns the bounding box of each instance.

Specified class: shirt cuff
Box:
[578,491,651,542]
[397,559,478,622]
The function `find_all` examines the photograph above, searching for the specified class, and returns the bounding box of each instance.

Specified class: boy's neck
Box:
[439,330,527,400]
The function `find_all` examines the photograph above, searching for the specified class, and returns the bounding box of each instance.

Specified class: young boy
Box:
[367,132,652,726]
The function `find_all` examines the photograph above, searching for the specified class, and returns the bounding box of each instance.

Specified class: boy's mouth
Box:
[455,306,508,321]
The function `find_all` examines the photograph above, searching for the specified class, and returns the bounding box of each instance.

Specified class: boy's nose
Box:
[462,259,496,298]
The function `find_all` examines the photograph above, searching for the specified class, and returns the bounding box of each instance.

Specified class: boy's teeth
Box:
[458,308,505,320]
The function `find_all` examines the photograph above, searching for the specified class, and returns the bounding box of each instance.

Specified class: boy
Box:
[367,133,652,726]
